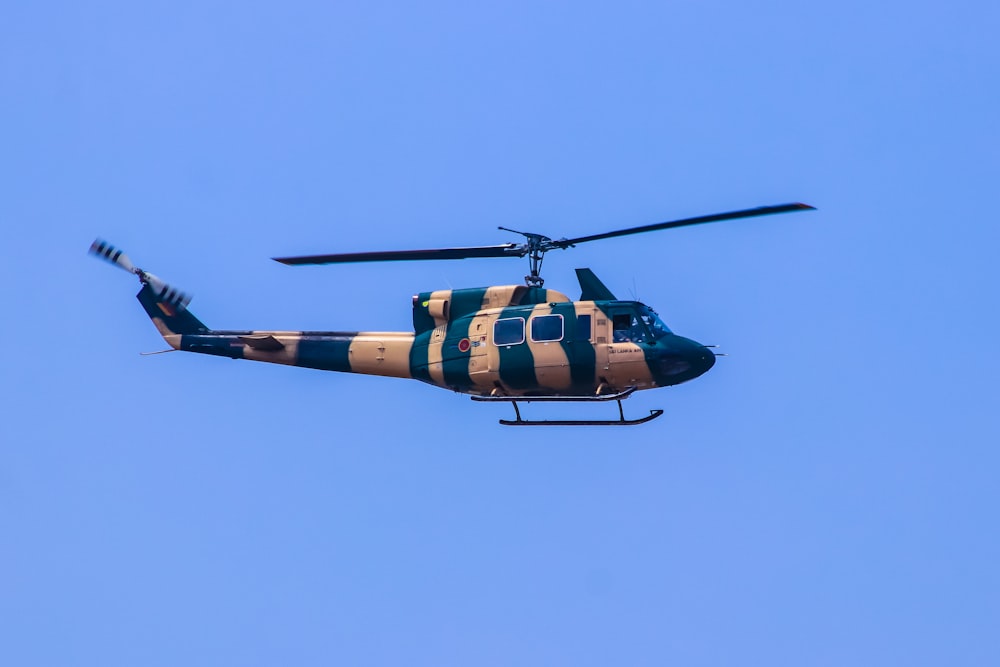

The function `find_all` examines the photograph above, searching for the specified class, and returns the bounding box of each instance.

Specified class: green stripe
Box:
[441,315,474,390]
[558,303,597,392]
[411,291,436,334]
[496,305,536,390]
[180,334,244,359]
[439,288,484,390]
[178,332,359,370]
[297,335,355,372]
[409,330,433,384]
[449,288,486,321]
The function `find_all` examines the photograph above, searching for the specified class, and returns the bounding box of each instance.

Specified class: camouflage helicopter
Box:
[91,202,814,426]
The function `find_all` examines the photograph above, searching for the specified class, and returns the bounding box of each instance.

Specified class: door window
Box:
[530,314,564,342]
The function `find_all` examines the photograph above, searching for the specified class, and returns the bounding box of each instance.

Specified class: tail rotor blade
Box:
[89,239,138,274]
[142,272,192,309]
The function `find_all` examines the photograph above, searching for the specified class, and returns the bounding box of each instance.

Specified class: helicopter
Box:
[90,202,814,426]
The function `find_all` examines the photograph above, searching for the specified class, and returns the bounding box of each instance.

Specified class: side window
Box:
[612,313,646,343]
[612,314,631,340]
[530,314,564,342]
[493,317,525,346]
[576,314,592,341]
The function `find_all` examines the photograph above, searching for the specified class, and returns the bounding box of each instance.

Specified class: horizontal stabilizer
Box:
[238,334,285,351]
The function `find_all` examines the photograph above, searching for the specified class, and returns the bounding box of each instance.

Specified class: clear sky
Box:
[2,2,998,665]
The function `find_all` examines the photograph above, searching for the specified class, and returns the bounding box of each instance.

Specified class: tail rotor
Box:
[89,239,192,308]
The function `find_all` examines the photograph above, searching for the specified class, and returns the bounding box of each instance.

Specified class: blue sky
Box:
[2,2,998,665]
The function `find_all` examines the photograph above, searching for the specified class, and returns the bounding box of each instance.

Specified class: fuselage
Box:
[151,283,715,397]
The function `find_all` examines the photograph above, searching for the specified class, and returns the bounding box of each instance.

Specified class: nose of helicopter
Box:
[654,335,716,385]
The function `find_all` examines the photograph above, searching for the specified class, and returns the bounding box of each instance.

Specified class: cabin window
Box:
[493,317,525,346]
[576,314,592,341]
[530,314,564,342]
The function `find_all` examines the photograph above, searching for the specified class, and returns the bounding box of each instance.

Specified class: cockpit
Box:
[639,306,672,341]
[611,305,672,343]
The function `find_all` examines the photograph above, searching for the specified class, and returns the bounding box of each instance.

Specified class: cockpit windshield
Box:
[639,307,672,341]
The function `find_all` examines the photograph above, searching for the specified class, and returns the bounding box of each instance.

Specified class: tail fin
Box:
[89,238,209,342]
[136,283,208,339]
[576,268,617,301]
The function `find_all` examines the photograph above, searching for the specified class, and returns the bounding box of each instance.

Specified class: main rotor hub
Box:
[498,227,556,287]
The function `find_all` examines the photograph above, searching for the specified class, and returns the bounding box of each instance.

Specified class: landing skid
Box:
[471,387,664,426]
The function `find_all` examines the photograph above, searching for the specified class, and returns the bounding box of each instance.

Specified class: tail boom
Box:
[137,285,413,378]
[176,329,415,378]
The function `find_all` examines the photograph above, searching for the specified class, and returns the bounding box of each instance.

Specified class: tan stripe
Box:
[606,342,655,389]
[150,317,182,349]
[426,323,446,386]
[428,289,452,328]
[543,288,571,304]
[419,289,453,386]
[482,285,519,311]
[348,332,414,378]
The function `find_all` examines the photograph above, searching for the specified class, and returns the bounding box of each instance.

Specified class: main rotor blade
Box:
[273,243,522,266]
[551,202,815,248]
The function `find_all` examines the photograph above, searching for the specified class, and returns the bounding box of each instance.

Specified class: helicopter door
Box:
[605,308,650,388]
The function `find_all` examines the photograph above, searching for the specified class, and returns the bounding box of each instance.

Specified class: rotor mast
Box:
[497,226,562,287]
